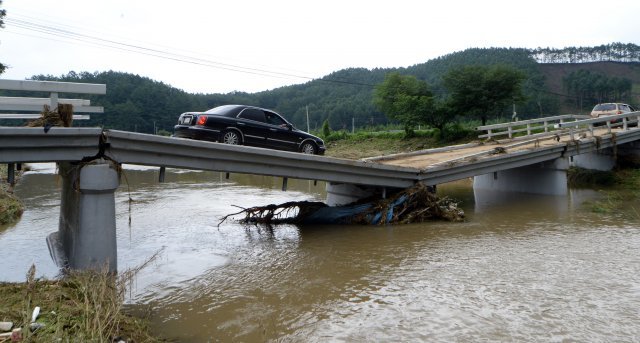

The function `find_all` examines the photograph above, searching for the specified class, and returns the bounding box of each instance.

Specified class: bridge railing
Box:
[0,79,106,120]
[555,110,640,139]
[476,114,590,141]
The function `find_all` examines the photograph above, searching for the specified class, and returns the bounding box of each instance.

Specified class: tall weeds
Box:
[0,252,163,342]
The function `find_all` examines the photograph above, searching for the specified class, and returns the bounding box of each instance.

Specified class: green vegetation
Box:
[321,118,331,138]
[0,265,161,342]
[442,64,527,125]
[0,190,23,226]
[3,44,639,136]
[532,42,640,63]
[373,73,435,135]
[323,125,476,160]
[0,165,24,226]
[563,69,633,108]
[567,167,617,188]
[568,166,640,215]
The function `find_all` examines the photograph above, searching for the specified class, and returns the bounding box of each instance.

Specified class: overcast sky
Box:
[1,0,639,94]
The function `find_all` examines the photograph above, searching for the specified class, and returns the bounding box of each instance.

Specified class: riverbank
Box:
[0,135,462,341]
[0,265,161,342]
[0,165,24,226]
[322,129,477,160]
[1,134,638,341]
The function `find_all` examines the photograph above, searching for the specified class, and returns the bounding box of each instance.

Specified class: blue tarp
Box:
[299,194,409,225]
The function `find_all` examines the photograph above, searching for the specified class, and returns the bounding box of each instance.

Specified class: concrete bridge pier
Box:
[474,149,618,197]
[473,158,571,196]
[47,160,120,272]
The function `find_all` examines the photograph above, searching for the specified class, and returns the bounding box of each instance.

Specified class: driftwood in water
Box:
[219,183,464,226]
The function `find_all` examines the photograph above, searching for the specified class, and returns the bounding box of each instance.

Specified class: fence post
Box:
[7,163,15,185]
[49,92,59,108]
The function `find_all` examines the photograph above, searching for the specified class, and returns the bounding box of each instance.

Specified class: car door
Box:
[236,108,268,147]
[264,111,300,151]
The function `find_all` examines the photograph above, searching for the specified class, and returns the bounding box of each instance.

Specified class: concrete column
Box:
[473,157,569,196]
[48,160,119,272]
[570,148,616,171]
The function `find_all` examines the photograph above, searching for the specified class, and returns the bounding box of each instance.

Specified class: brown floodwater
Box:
[1,163,640,342]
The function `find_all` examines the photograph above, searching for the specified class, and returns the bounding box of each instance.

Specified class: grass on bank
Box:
[321,124,478,160]
[0,265,161,342]
[0,164,24,226]
[568,162,640,214]
[2,122,638,341]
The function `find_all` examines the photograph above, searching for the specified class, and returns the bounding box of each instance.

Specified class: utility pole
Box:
[306,106,310,132]
[352,117,355,133]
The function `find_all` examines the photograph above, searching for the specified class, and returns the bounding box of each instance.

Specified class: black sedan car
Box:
[173,104,326,155]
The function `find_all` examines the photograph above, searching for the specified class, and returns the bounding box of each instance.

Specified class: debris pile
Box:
[220,183,464,226]
[26,104,73,128]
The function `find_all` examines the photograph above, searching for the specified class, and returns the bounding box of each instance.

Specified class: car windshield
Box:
[593,104,617,111]
[203,105,242,117]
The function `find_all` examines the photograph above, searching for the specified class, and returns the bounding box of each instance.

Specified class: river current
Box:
[1,164,639,342]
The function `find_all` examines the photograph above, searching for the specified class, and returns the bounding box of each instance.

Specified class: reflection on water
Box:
[2,165,640,342]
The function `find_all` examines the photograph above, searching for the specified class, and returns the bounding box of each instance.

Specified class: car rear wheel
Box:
[301,142,317,154]
[221,130,241,145]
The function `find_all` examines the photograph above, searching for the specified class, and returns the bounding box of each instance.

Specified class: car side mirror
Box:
[287,123,293,131]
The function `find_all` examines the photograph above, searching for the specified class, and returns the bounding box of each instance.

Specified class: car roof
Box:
[593,102,629,106]
[203,104,280,116]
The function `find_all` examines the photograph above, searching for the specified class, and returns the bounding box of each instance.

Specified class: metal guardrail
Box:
[419,127,640,185]
[3,115,640,188]
[103,130,422,188]
[0,79,106,120]
[476,114,590,140]
[0,127,103,163]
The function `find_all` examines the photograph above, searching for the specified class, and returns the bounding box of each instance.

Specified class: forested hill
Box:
[3,43,640,133]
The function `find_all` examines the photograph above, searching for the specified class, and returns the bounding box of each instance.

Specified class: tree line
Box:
[1,45,638,134]
[373,65,526,138]
[532,42,640,63]
[563,69,633,109]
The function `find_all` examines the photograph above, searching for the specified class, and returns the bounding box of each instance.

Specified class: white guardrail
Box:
[554,111,640,139]
[477,112,640,141]
[0,79,106,120]
[476,114,591,140]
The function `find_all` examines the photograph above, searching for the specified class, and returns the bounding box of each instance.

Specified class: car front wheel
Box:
[221,130,241,145]
[301,142,317,154]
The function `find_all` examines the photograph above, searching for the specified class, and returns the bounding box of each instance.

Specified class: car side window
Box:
[265,111,287,127]
[238,108,266,122]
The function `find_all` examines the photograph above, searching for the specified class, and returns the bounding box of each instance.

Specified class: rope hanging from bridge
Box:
[219,183,464,226]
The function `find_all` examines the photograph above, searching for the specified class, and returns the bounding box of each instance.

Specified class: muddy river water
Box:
[1,164,640,342]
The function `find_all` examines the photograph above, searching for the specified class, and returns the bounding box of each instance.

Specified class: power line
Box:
[4,16,376,88]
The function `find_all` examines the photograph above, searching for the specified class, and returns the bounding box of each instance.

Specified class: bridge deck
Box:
[2,116,640,188]
[376,126,624,170]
